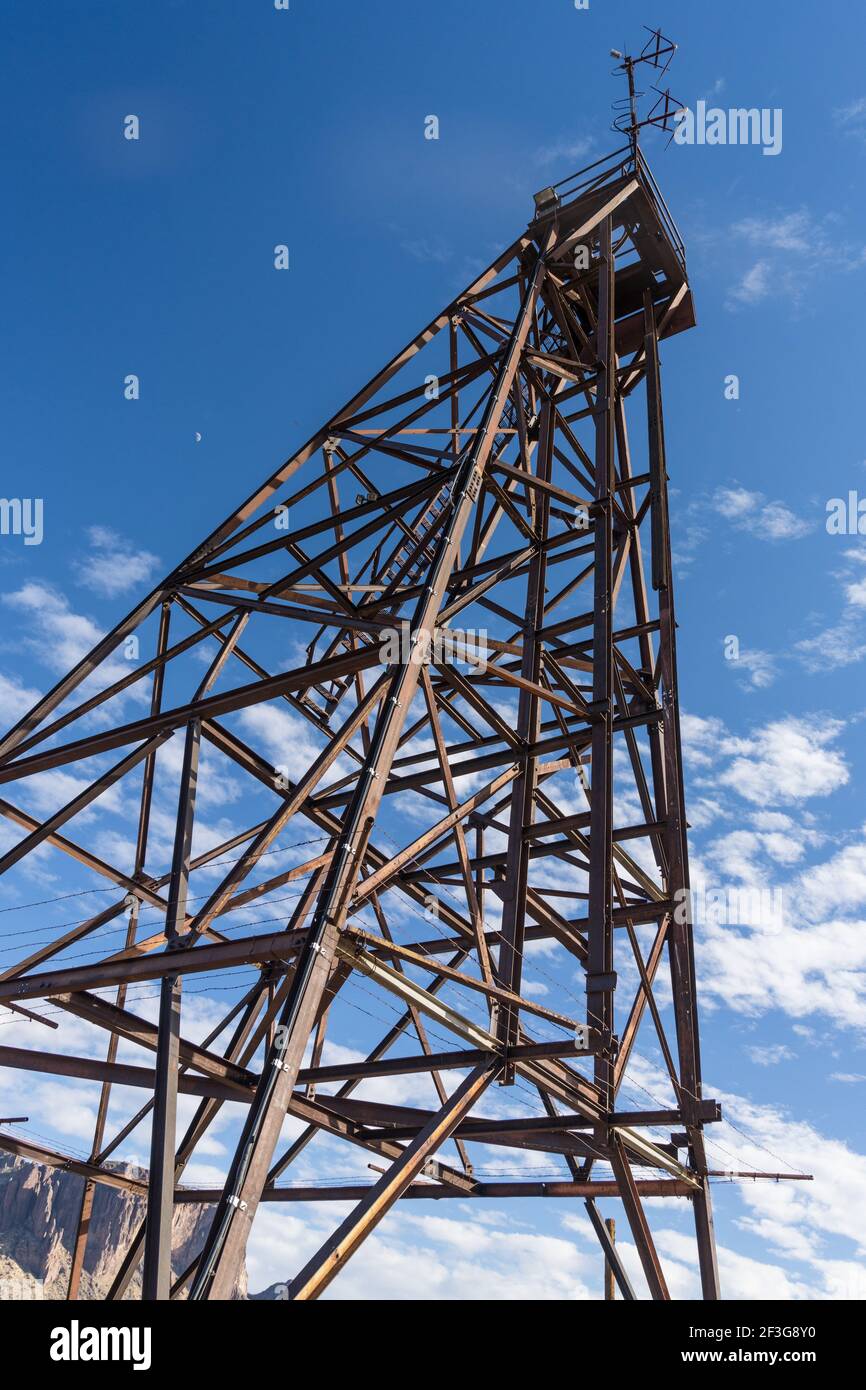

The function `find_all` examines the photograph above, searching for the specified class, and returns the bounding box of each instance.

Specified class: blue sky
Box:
[1,0,865,1300]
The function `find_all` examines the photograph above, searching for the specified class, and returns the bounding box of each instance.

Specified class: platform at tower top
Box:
[529,143,696,354]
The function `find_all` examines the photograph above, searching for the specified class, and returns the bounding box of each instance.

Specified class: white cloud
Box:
[726,208,866,308]
[712,485,757,520]
[244,1196,605,1300]
[714,1085,866,1273]
[680,712,739,769]
[686,795,727,830]
[535,136,593,168]
[796,547,866,672]
[1,580,139,696]
[698,914,866,1030]
[716,717,848,805]
[238,702,354,790]
[746,1043,795,1066]
[834,97,866,141]
[760,501,812,540]
[727,259,771,306]
[0,672,41,726]
[74,526,160,598]
[727,647,779,690]
[4,581,106,671]
[681,714,865,1029]
[733,211,814,254]
[399,237,451,264]
[711,486,811,541]
[796,827,866,920]
[795,615,866,672]
[153,729,244,810]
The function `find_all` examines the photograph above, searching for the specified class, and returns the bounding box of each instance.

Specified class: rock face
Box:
[0,1154,247,1300]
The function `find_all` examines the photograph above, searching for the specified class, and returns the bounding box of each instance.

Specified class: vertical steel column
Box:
[106,978,272,1301]
[584,1198,635,1300]
[142,716,200,1300]
[587,216,616,1111]
[604,1217,616,1300]
[495,397,553,1075]
[693,1175,721,1301]
[644,293,720,1300]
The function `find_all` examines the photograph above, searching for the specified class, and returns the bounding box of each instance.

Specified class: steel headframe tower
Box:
[0,124,723,1299]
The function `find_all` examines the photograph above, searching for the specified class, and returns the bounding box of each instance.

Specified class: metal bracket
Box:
[585,971,618,993]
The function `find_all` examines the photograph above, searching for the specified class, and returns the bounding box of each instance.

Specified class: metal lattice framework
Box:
[0,145,725,1301]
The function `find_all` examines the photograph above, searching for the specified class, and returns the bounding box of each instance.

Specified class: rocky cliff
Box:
[0,1152,247,1300]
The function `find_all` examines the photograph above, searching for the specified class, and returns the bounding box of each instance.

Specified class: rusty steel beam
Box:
[286,1062,500,1299]
[142,717,201,1300]
[175,1178,696,1203]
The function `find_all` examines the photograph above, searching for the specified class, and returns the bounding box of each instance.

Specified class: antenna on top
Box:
[610,27,683,161]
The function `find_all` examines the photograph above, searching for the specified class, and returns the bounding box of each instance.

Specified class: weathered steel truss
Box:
[0,146,723,1300]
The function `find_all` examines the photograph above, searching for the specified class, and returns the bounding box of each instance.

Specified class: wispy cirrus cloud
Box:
[795,547,866,672]
[746,1043,795,1066]
[534,135,593,168]
[74,525,160,597]
[0,580,152,716]
[672,484,811,576]
[727,259,772,306]
[711,484,811,540]
[726,645,780,690]
[834,96,866,142]
[725,208,866,310]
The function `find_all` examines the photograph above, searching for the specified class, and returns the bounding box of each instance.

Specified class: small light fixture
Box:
[533,186,559,217]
